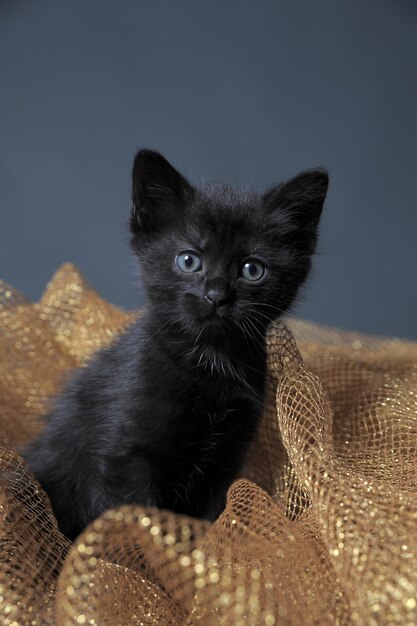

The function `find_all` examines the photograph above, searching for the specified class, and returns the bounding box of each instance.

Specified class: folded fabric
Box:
[1,264,416,625]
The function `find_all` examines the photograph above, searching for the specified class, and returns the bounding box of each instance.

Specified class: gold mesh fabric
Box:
[1,263,417,625]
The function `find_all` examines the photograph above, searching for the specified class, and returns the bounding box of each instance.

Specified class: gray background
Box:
[1,0,416,339]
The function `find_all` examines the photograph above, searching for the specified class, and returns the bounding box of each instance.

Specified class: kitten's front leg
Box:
[102,452,157,509]
[200,474,236,522]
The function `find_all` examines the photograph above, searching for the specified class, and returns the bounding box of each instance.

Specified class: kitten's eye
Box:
[176,252,202,273]
[240,259,265,282]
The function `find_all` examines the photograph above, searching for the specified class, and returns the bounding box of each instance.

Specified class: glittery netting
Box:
[1,264,417,625]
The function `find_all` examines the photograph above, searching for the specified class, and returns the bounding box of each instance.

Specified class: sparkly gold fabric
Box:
[1,264,417,625]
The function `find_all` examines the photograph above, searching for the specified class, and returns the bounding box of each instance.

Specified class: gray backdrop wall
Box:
[1,0,416,339]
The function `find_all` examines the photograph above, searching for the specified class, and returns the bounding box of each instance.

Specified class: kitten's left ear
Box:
[131,149,194,233]
[263,169,329,251]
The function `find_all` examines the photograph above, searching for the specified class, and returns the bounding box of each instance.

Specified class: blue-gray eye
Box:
[176,252,202,273]
[240,259,265,281]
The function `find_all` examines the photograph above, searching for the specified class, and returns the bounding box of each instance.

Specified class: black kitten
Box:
[23,150,328,540]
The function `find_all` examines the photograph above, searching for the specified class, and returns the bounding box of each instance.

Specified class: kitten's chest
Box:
[149,380,263,516]
[123,357,265,516]
[160,375,262,464]
[135,343,266,464]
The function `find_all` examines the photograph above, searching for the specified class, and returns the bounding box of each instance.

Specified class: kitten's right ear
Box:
[263,168,329,252]
[131,150,194,233]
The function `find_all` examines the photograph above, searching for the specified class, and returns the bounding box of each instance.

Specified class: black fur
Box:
[23,150,328,540]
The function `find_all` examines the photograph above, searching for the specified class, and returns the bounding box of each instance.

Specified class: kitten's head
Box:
[130,150,328,346]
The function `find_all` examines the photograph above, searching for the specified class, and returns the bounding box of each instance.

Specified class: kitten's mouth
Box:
[203,305,231,323]
[198,311,237,338]
[201,314,226,329]
[184,294,234,334]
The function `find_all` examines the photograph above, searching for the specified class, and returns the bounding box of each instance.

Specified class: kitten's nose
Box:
[204,279,231,309]
[204,290,227,307]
